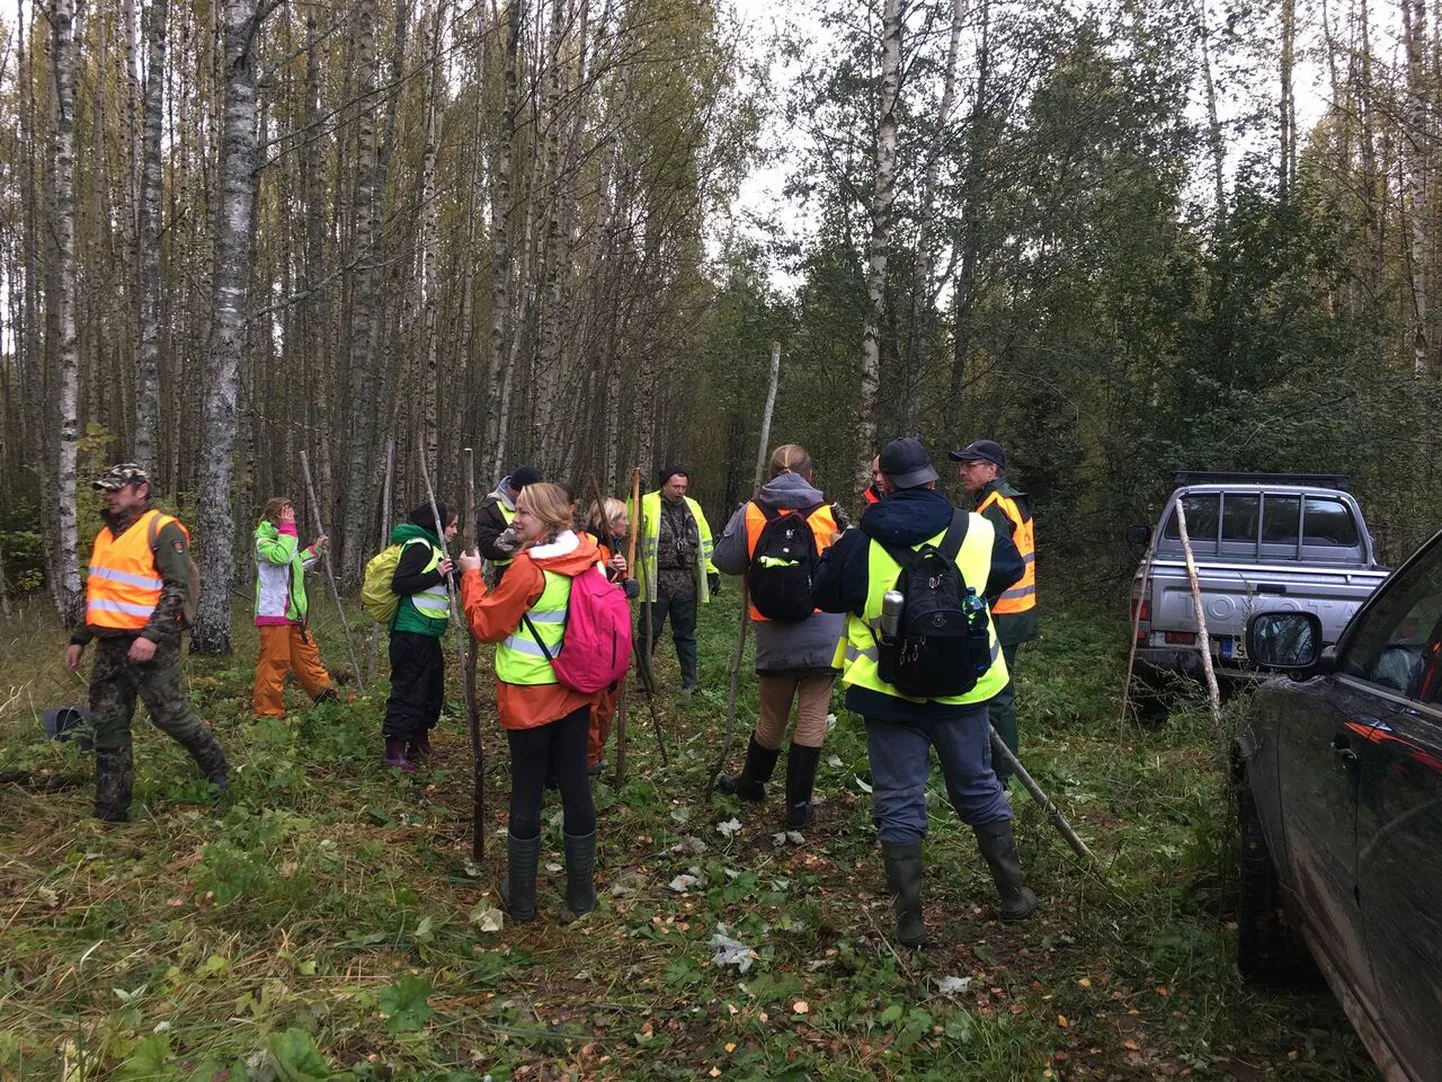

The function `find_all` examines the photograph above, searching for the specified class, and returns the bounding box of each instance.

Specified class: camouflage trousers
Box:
[89,634,229,822]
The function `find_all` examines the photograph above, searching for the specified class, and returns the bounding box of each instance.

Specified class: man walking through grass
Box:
[65,464,228,822]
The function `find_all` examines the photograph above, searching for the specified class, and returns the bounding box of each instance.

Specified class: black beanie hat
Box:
[658,465,689,485]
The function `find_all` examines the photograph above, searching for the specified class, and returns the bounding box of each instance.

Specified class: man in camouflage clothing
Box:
[65,464,228,822]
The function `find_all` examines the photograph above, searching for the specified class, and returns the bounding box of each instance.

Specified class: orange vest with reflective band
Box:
[86,509,188,630]
[978,490,1035,614]
[743,501,837,622]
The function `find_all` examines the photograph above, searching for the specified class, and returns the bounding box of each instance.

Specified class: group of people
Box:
[64,434,1040,946]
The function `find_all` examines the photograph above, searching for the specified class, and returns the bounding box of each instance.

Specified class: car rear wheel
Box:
[1236,784,1314,984]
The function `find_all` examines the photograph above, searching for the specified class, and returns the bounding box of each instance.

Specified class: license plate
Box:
[1220,638,1233,659]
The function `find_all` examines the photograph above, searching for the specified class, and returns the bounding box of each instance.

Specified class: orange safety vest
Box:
[86,509,188,630]
[743,500,837,622]
[977,490,1035,614]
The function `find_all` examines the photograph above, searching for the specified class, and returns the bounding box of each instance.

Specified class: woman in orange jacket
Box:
[457,482,605,921]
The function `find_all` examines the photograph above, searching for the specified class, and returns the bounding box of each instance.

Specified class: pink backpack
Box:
[523,563,633,692]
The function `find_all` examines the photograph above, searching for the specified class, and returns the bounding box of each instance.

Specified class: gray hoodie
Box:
[712,473,846,675]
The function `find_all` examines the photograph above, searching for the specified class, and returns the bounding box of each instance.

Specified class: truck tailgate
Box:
[1147,560,1389,642]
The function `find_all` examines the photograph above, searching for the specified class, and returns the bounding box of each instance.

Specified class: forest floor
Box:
[0,593,1380,1082]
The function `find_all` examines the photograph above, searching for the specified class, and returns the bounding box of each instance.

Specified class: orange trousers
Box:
[254,624,332,717]
[588,684,619,766]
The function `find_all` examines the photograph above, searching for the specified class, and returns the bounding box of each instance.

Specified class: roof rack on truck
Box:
[1170,471,1351,490]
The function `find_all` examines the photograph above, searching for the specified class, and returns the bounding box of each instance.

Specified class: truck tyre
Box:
[1236,784,1313,984]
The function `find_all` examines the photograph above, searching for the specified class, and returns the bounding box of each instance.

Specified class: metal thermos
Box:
[879,590,905,639]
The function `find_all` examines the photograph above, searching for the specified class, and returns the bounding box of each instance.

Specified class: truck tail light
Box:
[1132,596,1151,642]
[1164,631,1196,645]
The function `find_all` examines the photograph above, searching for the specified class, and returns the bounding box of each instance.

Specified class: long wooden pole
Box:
[1175,500,1223,734]
[300,449,361,681]
[368,437,396,683]
[709,341,782,792]
[615,467,642,784]
[631,488,668,766]
[989,730,1097,866]
[1119,531,1157,732]
[416,436,484,860]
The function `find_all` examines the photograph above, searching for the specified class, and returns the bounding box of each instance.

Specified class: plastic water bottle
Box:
[963,588,991,675]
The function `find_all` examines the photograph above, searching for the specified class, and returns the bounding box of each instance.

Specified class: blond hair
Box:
[768,444,812,480]
[587,497,627,535]
[516,482,574,536]
[260,497,294,525]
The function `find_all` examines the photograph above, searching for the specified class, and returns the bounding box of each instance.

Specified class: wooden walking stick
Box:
[708,341,781,794]
[615,467,642,783]
[368,438,396,683]
[417,436,485,861]
[300,450,362,682]
[588,473,629,785]
[990,728,1097,866]
[1175,500,1224,736]
[633,529,669,766]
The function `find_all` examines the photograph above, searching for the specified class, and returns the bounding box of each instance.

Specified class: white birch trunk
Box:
[1403,0,1431,375]
[857,0,901,493]
[190,0,261,653]
[50,0,83,625]
[135,0,167,471]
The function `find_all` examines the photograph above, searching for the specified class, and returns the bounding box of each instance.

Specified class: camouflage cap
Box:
[94,463,151,491]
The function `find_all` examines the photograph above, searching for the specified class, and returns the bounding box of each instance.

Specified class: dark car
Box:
[1237,529,1442,1082]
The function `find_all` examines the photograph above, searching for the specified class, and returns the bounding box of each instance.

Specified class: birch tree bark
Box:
[487,0,523,479]
[1402,0,1431,375]
[134,0,167,471]
[49,0,84,625]
[190,0,261,654]
[857,0,901,491]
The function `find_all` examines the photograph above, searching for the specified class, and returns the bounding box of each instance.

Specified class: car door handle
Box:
[1331,734,1359,763]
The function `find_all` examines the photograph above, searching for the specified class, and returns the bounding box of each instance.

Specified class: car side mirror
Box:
[1247,611,1323,671]
[1126,524,1152,549]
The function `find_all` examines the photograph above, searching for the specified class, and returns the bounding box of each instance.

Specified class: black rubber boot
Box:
[974,819,1038,921]
[563,831,597,919]
[717,734,779,802]
[784,743,821,829]
[881,840,927,947]
[499,832,542,922]
[174,724,230,791]
[94,744,134,823]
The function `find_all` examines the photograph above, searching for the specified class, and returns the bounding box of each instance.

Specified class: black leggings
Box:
[506,704,596,840]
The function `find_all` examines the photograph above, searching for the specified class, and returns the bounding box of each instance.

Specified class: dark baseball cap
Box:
[508,465,542,489]
[948,439,1006,469]
[878,438,938,490]
[94,463,151,491]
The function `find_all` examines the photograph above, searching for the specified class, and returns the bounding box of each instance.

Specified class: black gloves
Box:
[831,502,851,532]
[708,572,721,596]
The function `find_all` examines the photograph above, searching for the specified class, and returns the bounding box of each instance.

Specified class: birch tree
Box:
[857,0,902,491]
[134,0,166,471]
[49,0,83,625]
[190,0,261,654]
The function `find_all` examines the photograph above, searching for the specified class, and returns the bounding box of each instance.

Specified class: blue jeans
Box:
[864,703,1011,843]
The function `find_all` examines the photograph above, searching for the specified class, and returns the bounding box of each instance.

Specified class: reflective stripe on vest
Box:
[841,513,1009,705]
[493,502,517,569]
[978,490,1036,615]
[494,570,571,685]
[742,500,837,622]
[86,509,187,630]
[407,540,451,620]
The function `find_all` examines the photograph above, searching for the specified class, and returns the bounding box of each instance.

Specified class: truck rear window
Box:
[1163,494,1219,542]
[1303,497,1360,547]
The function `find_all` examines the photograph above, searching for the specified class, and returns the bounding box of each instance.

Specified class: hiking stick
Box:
[1175,501,1223,736]
[990,727,1097,866]
[633,518,668,766]
[615,466,641,783]
[417,436,485,861]
[708,341,781,794]
[300,450,361,683]
[1119,529,1157,734]
[588,473,627,784]
[368,438,395,683]
[462,447,482,821]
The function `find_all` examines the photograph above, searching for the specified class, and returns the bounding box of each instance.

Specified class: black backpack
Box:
[873,511,992,699]
[747,502,822,623]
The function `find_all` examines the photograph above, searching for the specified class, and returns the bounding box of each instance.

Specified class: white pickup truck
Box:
[1129,473,1389,687]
